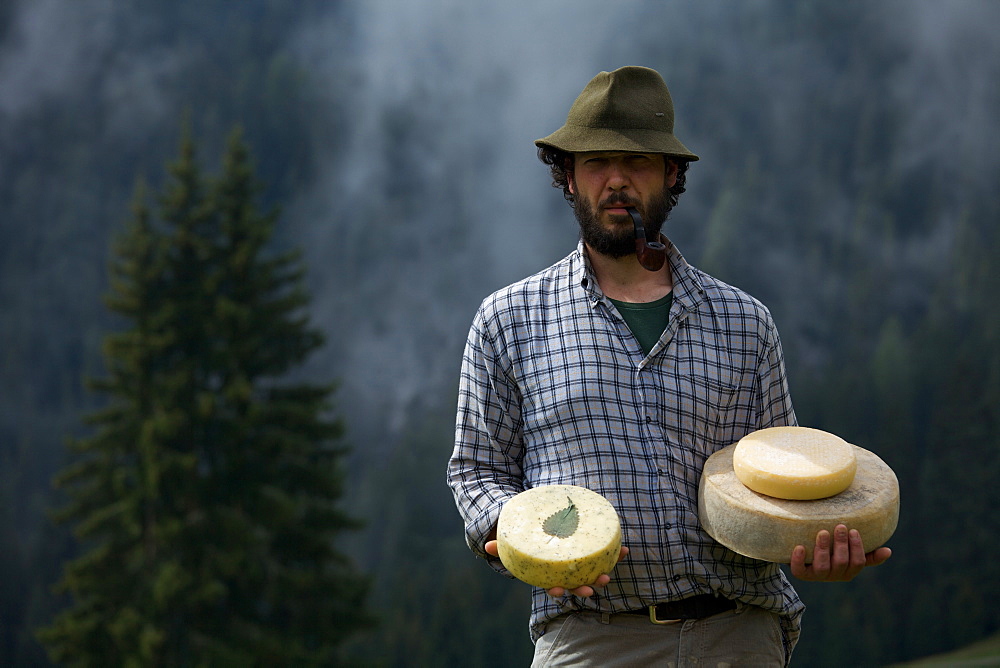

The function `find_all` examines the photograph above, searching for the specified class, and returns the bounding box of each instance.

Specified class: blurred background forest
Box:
[2,0,999,665]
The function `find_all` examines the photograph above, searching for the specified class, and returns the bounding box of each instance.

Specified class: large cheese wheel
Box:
[699,442,899,563]
[496,485,622,589]
[733,426,857,500]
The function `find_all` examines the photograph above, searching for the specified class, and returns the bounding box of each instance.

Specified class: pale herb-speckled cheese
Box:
[733,426,858,500]
[496,485,622,589]
[699,442,899,563]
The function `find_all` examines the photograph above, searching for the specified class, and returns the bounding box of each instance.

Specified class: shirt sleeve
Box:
[755,314,797,429]
[446,303,527,574]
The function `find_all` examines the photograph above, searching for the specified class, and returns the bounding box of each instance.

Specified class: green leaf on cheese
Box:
[543,497,579,539]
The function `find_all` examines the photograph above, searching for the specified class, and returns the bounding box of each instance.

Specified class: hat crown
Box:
[534,66,698,160]
[567,66,675,133]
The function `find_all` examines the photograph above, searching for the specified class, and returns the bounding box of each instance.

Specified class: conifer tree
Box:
[38,127,371,666]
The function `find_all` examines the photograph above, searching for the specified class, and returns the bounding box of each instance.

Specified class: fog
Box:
[2,0,998,483]
[278,0,1000,449]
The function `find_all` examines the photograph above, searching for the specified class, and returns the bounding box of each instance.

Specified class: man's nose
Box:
[607,162,629,190]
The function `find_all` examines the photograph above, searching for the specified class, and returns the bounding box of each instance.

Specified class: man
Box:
[447,66,890,667]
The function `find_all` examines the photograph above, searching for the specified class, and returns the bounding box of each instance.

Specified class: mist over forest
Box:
[2,1,999,665]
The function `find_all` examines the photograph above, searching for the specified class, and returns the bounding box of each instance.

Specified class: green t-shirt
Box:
[608,292,673,356]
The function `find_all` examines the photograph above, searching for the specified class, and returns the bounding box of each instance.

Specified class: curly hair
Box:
[537,146,690,209]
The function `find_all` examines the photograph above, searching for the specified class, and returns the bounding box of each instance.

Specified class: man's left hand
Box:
[789,524,892,582]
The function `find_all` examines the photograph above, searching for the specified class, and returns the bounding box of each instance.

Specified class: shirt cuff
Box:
[465,502,514,578]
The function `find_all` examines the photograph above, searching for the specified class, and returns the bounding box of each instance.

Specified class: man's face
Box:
[569,152,678,258]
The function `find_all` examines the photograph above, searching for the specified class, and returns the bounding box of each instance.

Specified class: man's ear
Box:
[665,159,679,188]
[567,169,576,195]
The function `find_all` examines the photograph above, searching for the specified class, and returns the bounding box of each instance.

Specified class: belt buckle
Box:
[648,605,683,625]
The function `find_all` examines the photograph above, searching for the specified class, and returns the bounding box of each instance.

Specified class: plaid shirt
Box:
[448,239,805,657]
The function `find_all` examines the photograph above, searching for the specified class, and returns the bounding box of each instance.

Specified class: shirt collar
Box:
[573,238,706,313]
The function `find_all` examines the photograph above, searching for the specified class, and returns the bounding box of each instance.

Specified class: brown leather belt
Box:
[624,594,737,624]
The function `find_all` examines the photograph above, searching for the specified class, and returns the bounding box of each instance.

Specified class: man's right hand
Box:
[484,539,629,598]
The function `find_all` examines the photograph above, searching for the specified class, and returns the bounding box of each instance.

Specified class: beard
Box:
[575,187,673,259]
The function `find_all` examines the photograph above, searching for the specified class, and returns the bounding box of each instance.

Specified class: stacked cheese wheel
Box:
[698,426,899,563]
[496,484,622,589]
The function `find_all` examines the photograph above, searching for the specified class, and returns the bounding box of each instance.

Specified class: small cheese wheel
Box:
[733,426,857,500]
[496,485,622,589]
[699,442,899,563]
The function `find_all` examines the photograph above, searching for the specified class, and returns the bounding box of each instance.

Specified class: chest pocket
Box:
[657,369,741,458]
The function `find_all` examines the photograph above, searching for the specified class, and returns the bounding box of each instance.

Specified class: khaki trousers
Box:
[531,605,786,668]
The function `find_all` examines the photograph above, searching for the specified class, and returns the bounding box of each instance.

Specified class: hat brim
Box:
[535,125,699,161]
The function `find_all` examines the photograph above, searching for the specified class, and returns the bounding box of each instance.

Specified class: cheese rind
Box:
[699,443,899,563]
[497,485,622,589]
[733,426,857,500]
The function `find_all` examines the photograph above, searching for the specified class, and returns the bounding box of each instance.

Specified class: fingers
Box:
[866,546,892,567]
[791,525,890,582]
[810,526,856,580]
[547,570,615,599]
[789,544,809,579]
[790,529,833,581]
[547,583,594,598]
[845,528,868,578]
[811,529,833,578]
[832,526,853,577]
[819,526,866,581]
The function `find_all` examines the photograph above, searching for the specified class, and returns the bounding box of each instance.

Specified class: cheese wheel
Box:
[699,442,899,563]
[733,426,857,500]
[496,485,622,589]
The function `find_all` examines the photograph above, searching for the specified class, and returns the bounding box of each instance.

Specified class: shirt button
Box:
[673,574,682,582]
[645,415,653,424]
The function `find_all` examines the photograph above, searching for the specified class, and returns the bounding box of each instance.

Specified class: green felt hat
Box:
[535,66,699,161]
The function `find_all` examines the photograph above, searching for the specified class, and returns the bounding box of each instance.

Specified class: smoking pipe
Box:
[626,207,666,272]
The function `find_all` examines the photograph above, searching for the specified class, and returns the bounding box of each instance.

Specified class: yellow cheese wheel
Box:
[496,485,622,589]
[699,442,899,563]
[733,426,857,500]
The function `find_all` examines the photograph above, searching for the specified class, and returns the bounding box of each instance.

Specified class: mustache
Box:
[600,192,641,209]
